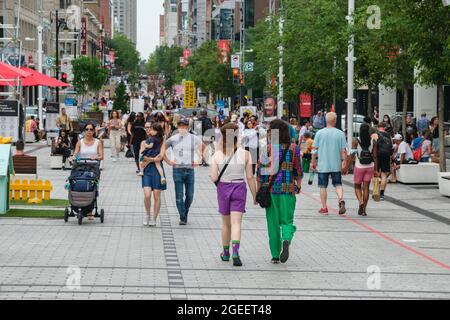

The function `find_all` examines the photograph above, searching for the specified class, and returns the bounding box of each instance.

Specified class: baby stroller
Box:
[64,159,104,225]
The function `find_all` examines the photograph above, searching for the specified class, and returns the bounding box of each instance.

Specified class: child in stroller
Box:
[64,159,104,225]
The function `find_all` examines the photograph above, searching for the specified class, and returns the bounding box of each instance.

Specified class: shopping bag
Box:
[372,177,381,202]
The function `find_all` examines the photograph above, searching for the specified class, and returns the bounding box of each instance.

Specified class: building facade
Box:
[112,0,137,45]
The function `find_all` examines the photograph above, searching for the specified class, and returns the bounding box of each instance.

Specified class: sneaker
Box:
[220,253,230,262]
[380,194,385,201]
[179,220,187,226]
[271,258,280,264]
[143,216,149,226]
[232,256,242,267]
[280,240,290,263]
[149,216,156,227]
[137,171,144,176]
[318,208,329,215]
[112,158,117,162]
[338,200,347,215]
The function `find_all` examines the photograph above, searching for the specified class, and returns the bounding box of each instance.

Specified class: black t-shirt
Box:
[132,121,146,144]
[432,126,439,139]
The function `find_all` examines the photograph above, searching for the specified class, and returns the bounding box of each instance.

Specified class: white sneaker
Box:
[143,216,149,226]
[112,158,117,162]
[149,215,156,227]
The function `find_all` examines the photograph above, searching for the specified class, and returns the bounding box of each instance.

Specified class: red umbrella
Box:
[20,67,70,88]
[0,61,31,84]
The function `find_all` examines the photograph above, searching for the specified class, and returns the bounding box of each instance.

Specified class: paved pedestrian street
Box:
[1,143,450,300]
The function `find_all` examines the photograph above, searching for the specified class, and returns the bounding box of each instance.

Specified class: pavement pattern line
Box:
[159,194,187,300]
[341,180,450,226]
[301,191,450,272]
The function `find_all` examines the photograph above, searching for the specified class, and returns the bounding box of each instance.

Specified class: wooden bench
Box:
[439,173,450,197]
[12,155,38,178]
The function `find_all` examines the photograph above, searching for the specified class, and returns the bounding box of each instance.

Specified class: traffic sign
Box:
[231,54,240,69]
[44,57,55,68]
[244,62,254,72]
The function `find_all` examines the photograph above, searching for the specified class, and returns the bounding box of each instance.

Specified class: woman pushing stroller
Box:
[71,122,104,221]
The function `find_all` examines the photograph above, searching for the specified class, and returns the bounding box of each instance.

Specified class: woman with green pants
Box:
[257,120,303,264]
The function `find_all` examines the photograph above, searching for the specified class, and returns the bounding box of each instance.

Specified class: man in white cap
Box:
[391,133,414,182]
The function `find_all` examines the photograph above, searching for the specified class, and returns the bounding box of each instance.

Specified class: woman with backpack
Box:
[346,123,378,216]
[375,122,393,199]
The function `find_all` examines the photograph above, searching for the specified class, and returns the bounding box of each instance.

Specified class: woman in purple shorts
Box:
[210,123,257,267]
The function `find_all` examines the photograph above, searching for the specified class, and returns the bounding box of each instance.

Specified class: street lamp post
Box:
[346,0,356,146]
[37,25,44,129]
[277,10,284,120]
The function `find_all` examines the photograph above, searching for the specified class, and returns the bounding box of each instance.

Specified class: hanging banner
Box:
[299,93,313,118]
[231,54,240,69]
[184,81,196,109]
[81,17,87,55]
[218,40,231,64]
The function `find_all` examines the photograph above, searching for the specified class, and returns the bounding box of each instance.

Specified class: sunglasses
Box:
[85,128,95,132]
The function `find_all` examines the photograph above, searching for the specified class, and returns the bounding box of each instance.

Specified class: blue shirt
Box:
[313,127,347,173]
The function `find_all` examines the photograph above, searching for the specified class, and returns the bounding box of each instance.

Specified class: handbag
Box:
[372,177,381,202]
[214,148,237,187]
[256,147,290,208]
[125,147,134,158]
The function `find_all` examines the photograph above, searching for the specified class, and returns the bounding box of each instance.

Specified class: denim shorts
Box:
[318,172,342,188]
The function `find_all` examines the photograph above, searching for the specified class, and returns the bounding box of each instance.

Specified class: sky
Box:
[137,0,164,61]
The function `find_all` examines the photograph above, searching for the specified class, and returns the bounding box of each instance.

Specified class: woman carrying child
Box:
[140,122,167,227]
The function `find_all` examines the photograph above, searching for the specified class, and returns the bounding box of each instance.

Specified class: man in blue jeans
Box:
[165,118,204,225]
[311,112,348,215]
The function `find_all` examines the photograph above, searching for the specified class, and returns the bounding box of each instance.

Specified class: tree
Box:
[72,56,107,104]
[152,45,183,93]
[185,41,236,99]
[114,82,128,114]
[406,0,450,171]
[110,34,140,74]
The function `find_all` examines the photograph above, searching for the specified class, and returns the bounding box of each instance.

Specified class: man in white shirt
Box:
[164,118,204,225]
[393,134,414,164]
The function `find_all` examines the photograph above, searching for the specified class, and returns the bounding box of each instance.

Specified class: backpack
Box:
[357,140,374,165]
[377,131,393,157]
[412,138,424,162]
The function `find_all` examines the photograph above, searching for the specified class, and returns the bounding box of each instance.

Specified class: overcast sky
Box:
[137,0,164,61]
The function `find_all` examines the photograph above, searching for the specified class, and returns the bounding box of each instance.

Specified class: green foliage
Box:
[148,46,183,92]
[110,34,140,73]
[72,56,107,96]
[114,82,128,114]
[185,41,236,97]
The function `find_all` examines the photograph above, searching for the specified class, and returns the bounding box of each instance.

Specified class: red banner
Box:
[109,50,115,64]
[81,17,87,55]
[299,93,313,118]
[183,49,191,66]
[217,40,230,64]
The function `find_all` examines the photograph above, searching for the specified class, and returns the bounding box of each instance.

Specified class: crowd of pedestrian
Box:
[41,102,448,268]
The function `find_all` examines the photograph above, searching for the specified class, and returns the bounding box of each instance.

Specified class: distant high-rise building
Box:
[113,0,137,45]
[163,0,178,47]
[188,0,210,48]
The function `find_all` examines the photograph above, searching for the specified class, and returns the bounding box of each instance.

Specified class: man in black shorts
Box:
[376,122,393,200]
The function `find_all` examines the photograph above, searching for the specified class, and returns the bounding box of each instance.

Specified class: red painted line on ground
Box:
[301,191,450,272]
